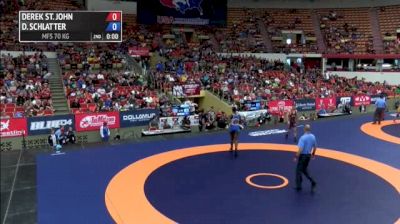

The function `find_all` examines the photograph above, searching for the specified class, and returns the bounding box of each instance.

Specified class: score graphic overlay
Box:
[19,11,122,42]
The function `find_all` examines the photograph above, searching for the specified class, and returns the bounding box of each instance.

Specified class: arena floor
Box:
[1,113,399,224]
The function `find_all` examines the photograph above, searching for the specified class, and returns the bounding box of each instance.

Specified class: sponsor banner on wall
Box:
[295,99,316,111]
[238,109,268,121]
[0,118,27,138]
[267,100,294,115]
[158,115,199,129]
[137,0,227,26]
[27,115,74,135]
[128,47,150,57]
[183,83,201,96]
[353,95,371,106]
[370,95,386,104]
[120,109,159,127]
[75,112,120,132]
[315,97,336,110]
[336,96,353,106]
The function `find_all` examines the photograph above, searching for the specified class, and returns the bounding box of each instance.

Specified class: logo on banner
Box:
[0,120,10,131]
[339,97,352,104]
[30,119,73,131]
[123,113,157,122]
[278,101,285,110]
[80,115,116,128]
[353,95,371,106]
[355,95,370,103]
[160,0,204,14]
[249,129,287,137]
[0,118,27,138]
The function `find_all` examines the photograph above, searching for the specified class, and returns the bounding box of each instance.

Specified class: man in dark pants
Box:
[372,95,386,125]
[294,124,317,191]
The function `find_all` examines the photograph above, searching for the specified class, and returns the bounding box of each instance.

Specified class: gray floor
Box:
[0,128,222,224]
[1,149,39,224]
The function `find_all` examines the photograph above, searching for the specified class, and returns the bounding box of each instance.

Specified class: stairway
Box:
[47,58,70,115]
[369,8,384,54]
[257,19,273,52]
[311,10,326,53]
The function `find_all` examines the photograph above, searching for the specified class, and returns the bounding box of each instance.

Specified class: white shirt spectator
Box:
[97,88,106,95]
[97,73,104,80]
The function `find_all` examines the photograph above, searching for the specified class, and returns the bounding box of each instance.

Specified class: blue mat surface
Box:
[36,114,400,224]
[145,150,399,224]
[382,124,400,137]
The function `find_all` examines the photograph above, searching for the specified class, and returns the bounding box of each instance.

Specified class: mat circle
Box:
[105,143,400,224]
[245,173,289,189]
[360,120,400,144]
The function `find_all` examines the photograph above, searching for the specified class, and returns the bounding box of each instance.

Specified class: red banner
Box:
[183,83,201,96]
[353,95,371,106]
[75,112,120,132]
[316,97,336,111]
[268,100,294,115]
[128,47,150,57]
[0,118,27,138]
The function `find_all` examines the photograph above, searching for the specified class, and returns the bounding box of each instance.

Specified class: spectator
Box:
[181,116,191,130]
[66,127,76,144]
[100,122,110,142]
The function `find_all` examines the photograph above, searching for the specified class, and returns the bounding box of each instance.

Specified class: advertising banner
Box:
[267,100,294,115]
[370,95,386,104]
[238,109,268,121]
[158,115,199,129]
[315,97,336,110]
[137,0,227,26]
[0,118,27,138]
[128,47,150,57]
[353,95,371,106]
[295,99,316,111]
[27,114,74,135]
[336,96,353,106]
[75,112,120,132]
[120,109,159,127]
[183,83,201,96]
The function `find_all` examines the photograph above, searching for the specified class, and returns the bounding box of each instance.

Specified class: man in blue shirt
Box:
[373,95,386,125]
[294,124,317,191]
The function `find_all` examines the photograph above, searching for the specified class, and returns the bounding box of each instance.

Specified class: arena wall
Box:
[329,72,400,85]
[86,0,137,14]
[228,0,400,8]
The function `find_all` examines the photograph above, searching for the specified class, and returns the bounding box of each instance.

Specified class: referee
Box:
[294,124,317,191]
[373,94,386,125]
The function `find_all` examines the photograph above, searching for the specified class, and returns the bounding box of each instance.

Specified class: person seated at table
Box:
[217,112,228,129]
[162,119,171,129]
[181,116,191,130]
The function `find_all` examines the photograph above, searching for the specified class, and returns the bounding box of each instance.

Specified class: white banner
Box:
[237,109,268,121]
[158,115,199,129]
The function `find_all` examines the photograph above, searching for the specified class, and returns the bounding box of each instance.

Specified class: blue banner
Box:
[137,0,227,26]
[120,109,160,127]
[295,99,316,111]
[27,114,75,135]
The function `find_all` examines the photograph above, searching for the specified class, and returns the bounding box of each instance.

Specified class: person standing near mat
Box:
[229,108,244,157]
[100,122,110,142]
[285,108,298,143]
[294,124,317,191]
[373,94,387,125]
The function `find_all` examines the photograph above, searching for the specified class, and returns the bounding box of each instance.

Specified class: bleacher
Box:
[378,5,400,54]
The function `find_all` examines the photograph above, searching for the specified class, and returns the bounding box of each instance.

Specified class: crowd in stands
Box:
[151,53,397,111]
[1,4,399,119]
[0,53,55,118]
[58,45,168,113]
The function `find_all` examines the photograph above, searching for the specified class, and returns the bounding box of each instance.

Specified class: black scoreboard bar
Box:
[19,11,122,42]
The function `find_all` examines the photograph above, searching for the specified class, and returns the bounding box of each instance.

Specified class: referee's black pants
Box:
[296,154,316,188]
[373,108,385,124]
